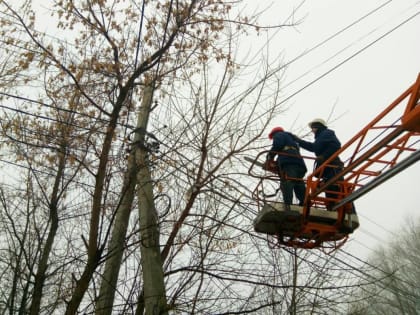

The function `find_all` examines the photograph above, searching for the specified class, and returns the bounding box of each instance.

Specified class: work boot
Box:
[326,202,335,211]
[345,202,357,214]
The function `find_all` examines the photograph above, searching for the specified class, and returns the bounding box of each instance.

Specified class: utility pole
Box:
[135,84,168,315]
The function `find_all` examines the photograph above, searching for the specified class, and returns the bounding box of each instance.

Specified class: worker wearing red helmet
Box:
[266,126,307,207]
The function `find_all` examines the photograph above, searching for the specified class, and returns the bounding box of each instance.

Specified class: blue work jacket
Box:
[268,131,307,171]
[297,127,343,174]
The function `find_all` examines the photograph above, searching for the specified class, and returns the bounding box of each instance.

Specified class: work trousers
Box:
[323,167,356,213]
[280,164,307,206]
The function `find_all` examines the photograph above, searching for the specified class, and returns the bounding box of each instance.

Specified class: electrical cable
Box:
[335,247,420,302]
[250,0,394,75]
[276,10,420,108]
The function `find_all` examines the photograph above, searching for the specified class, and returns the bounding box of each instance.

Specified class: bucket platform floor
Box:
[253,202,359,237]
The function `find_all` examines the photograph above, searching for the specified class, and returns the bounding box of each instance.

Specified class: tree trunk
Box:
[96,91,154,314]
[29,144,65,315]
[95,152,137,314]
[65,91,127,315]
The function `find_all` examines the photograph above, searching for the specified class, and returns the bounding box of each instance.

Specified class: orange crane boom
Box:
[308,72,420,209]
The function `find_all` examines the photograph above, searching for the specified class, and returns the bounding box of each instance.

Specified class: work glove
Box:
[263,160,277,173]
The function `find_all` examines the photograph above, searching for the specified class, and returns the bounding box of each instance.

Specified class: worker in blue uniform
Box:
[293,119,356,213]
[266,126,307,207]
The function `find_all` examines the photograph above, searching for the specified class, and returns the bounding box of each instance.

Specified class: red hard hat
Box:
[268,126,284,139]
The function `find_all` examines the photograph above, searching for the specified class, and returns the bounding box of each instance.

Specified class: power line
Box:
[255,0,394,74]
[0,92,135,131]
[336,247,420,301]
[277,10,420,108]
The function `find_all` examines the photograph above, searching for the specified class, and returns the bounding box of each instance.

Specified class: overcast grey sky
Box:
[243,0,420,258]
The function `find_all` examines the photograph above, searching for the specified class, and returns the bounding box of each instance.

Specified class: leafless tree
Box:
[347,216,420,315]
[0,1,366,314]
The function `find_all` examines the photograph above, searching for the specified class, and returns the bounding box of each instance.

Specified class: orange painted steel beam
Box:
[306,73,420,208]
